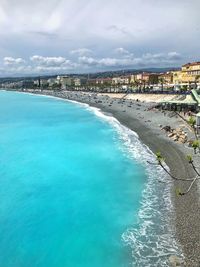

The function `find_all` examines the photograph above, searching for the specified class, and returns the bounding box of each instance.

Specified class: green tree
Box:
[149,115,200,196]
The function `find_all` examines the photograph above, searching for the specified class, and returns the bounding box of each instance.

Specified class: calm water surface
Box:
[0,91,148,267]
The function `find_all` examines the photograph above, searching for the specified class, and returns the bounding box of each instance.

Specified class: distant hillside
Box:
[138,67,180,73]
[0,67,179,83]
[83,67,179,79]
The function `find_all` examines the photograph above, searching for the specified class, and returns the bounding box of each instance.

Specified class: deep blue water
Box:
[0,91,148,267]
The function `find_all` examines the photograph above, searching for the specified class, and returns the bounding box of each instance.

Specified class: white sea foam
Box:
[78,104,184,266]
[24,92,184,266]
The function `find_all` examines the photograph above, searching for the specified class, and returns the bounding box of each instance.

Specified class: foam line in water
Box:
[65,98,184,266]
[23,92,184,266]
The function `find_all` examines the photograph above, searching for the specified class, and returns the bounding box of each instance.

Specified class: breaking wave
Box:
[83,104,184,266]
[30,93,184,266]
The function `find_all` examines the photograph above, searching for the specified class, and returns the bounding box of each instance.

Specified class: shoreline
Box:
[10,90,200,266]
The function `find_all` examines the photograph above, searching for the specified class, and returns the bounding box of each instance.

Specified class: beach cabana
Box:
[192,89,200,101]
[160,89,200,112]
[160,94,198,112]
[191,89,200,108]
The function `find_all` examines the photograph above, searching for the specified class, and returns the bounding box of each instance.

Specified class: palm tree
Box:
[159,78,164,92]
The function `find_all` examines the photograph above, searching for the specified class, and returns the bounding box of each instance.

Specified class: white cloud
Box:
[0,50,183,76]
[2,55,79,75]
[0,0,199,76]
[142,52,182,64]
[78,51,182,68]
[115,47,130,55]
[70,48,93,56]
[29,55,80,74]
[79,56,140,68]
[30,55,68,66]
[4,57,25,65]
[78,56,98,66]
[167,52,182,60]
[106,25,131,36]
[114,47,134,59]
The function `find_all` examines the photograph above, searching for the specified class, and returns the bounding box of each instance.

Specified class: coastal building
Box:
[22,80,35,89]
[57,76,73,89]
[170,62,200,87]
[80,78,87,86]
[1,81,24,89]
[96,78,112,85]
[34,80,40,87]
[84,78,113,87]
[130,72,159,85]
[120,76,130,84]
[56,76,61,85]
[112,76,130,85]
[74,78,81,87]
[130,74,137,84]
[40,79,49,88]
[47,78,57,87]
[158,72,173,85]
[87,79,96,86]
[136,73,143,81]
[142,73,159,84]
[96,78,104,85]
[172,70,183,85]
[112,77,121,85]
[141,72,152,83]
[181,62,200,84]
[130,74,143,84]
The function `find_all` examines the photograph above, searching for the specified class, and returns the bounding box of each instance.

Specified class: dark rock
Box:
[162,125,171,132]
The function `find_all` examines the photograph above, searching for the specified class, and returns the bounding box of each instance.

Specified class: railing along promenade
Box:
[0,87,193,96]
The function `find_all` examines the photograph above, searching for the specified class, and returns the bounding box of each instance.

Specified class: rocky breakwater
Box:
[161,126,188,144]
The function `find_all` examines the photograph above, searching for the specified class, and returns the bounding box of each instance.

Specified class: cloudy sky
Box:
[0,0,199,76]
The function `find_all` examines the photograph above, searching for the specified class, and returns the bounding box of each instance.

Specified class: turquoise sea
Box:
[0,91,181,267]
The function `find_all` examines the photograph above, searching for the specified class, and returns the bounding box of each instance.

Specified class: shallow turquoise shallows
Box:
[0,91,147,267]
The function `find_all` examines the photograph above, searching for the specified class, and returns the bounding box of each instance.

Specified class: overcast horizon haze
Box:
[0,0,199,77]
